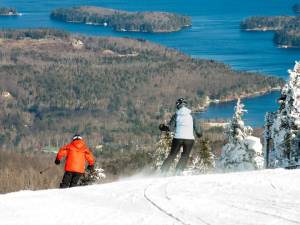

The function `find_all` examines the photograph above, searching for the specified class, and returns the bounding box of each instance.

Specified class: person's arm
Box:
[159,114,176,132]
[85,148,95,167]
[55,145,69,164]
[192,114,202,138]
[168,114,177,132]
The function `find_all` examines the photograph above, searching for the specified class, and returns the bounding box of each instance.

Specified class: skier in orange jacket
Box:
[55,134,95,188]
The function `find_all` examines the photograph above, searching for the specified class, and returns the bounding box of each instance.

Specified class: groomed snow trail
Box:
[1,169,300,225]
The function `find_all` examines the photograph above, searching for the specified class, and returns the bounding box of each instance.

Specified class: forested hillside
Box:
[0,29,282,153]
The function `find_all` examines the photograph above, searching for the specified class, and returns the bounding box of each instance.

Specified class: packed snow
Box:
[1,169,300,225]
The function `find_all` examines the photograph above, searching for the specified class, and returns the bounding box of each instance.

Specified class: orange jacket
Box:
[56,139,95,173]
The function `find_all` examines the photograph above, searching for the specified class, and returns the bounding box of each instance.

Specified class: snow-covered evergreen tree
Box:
[78,167,106,186]
[264,61,300,167]
[224,99,253,143]
[219,99,264,171]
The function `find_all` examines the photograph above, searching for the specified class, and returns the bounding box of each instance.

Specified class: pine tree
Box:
[224,98,252,144]
[190,138,215,173]
[151,131,174,170]
[264,61,300,167]
[219,99,264,171]
[78,167,106,186]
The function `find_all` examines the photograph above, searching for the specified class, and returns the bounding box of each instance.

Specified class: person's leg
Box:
[161,138,182,173]
[60,171,73,188]
[175,139,194,173]
[70,172,82,187]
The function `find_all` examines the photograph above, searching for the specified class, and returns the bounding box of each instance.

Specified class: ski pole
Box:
[39,166,53,174]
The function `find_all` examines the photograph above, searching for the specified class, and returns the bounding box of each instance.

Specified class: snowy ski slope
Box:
[1,169,300,225]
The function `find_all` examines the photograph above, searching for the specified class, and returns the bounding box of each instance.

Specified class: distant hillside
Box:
[0,29,283,153]
[241,14,300,48]
[50,6,191,33]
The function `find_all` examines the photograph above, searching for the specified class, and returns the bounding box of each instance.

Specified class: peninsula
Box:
[50,6,191,33]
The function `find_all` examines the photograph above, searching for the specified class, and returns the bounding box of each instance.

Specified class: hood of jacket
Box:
[71,139,86,149]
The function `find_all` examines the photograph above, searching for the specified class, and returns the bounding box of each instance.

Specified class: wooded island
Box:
[0,7,19,16]
[50,6,191,33]
[241,16,300,48]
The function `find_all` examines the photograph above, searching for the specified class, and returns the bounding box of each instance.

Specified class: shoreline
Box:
[0,12,23,16]
[243,28,278,32]
[195,87,281,112]
[216,86,281,103]
[65,20,191,33]
[278,44,300,49]
[0,13,21,16]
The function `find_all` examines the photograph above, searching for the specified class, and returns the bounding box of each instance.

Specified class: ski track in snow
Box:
[144,181,211,225]
[142,170,300,225]
[144,182,190,225]
[1,169,300,225]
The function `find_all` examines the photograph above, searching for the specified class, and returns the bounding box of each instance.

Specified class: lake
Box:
[1,0,299,127]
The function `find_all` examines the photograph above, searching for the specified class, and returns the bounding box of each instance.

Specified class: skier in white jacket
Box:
[159,98,202,173]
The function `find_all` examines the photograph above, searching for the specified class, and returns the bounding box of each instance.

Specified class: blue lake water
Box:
[1,0,299,127]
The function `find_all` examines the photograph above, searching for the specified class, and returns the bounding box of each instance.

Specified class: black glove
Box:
[87,165,94,172]
[54,159,60,165]
[196,132,203,138]
[159,124,169,132]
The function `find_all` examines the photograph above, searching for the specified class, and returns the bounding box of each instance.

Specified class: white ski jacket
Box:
[169,106,202,140]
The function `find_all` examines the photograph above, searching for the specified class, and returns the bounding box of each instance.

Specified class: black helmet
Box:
[176,98,187,109]
[72,134,83,141]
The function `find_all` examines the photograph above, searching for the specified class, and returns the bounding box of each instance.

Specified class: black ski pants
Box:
[60,171,82,188]
[161,138,194,173]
